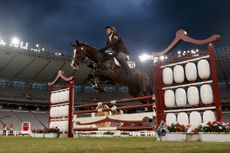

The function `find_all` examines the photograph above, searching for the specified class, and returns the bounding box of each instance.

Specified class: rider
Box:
[99,26,132,78]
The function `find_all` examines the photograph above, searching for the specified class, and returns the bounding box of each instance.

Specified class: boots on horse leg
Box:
[86,74,105,92]
[93,70,114,92]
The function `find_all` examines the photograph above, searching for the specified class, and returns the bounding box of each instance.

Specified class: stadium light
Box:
[139,53,154,62]
[0,39,6,46]
[11,37,19,45]
[139,54,148,62]
[11,37,20,48]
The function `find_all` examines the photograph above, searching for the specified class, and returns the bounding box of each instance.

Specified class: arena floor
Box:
[0,137,229,153]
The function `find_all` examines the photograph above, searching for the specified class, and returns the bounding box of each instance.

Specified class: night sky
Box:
[0,0,229,56]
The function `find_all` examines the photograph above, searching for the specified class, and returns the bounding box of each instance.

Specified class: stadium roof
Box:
[0,46,91,84]
[0,46,230,85]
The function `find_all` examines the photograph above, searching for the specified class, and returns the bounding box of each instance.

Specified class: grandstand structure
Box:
[0,43,230,131]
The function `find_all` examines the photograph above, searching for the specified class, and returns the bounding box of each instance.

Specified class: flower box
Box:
[186,133,200,141]
[160,133,187,141]
[194,121,230,142]
[31,128,59,138]
[32,133,44,138]
[44,133,58,138]
[32,133,58,138]
[199,133,230,142]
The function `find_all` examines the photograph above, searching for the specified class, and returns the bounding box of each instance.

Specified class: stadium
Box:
[0,1,230,153]
[0,34,230,130]
[0,30,230,152]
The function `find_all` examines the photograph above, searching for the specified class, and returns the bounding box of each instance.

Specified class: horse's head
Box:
[71,40,101,70]
[70,40,87,70]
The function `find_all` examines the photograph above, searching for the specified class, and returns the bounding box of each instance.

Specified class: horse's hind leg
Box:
[137,76,151,104]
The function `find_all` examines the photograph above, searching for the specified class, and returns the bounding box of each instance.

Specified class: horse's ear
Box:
[75,40,80,45]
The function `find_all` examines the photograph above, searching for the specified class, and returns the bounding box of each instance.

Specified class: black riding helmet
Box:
[105,26,116,33]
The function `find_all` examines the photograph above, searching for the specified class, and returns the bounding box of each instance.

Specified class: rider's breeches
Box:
[115,52,132,76]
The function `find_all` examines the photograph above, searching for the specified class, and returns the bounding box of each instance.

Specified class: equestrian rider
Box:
[99,26,132,78]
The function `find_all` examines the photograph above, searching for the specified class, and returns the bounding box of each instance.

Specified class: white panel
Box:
[63,90,69,102]
[56,92,62,103]
[187,86,199,105]
[49,122,55,128]
[177,112,189,125]
[203,110,216,124]
[166,113,177,126]
[175,88,187,106]
[198,59,210,79]
[173,65,185,83]
[163,67,173,85]
[63,105,69,117]
[50,93,55,104]
[185,62,197,81]
[53,92,59,103]
[200,84,213,104]
[59,121,68,132]
[55,107,60,117]
[164,90,175,107]
[50,107,55,117]
[59,92,64,102]
[190,111,202,127]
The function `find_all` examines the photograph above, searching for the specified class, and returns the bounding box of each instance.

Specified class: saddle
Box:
[103,50,136,69]
[114,58,136,69]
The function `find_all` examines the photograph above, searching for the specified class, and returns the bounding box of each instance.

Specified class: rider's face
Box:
[106,28,113,35]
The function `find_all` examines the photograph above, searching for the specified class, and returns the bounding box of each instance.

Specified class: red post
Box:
[68,79,75,138]
[48,70,75,138]
[48,85,52,128]
[208,43,222,121]
[154,62,164,125]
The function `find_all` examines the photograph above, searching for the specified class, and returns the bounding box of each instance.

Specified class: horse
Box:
[70,40,151,98]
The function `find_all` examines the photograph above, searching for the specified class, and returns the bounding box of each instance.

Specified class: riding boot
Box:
[119,60,132,78]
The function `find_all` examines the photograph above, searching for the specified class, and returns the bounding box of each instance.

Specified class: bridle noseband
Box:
[72,45,87,66]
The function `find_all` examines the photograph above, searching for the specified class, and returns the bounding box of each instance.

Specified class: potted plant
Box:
[32,128,59,138]
[31,129,44,138]
[160,123,188,141]
[195,121,230,142]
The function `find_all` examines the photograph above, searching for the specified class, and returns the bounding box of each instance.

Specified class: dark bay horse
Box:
[71,41,151,97]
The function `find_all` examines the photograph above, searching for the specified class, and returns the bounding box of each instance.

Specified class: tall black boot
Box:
[120,60,132,78]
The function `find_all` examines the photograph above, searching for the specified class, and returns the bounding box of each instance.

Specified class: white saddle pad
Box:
[114,58,136,69]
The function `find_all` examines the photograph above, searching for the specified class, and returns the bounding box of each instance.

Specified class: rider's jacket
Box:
[101,33,129,54]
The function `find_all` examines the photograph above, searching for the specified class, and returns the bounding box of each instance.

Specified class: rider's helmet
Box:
[105,26,116,33]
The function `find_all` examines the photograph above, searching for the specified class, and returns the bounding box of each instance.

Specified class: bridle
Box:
[72,45,87,67]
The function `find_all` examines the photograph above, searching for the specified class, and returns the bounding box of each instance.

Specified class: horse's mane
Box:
[80,42,97,51]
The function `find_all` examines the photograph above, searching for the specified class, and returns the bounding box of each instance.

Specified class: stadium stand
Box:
[0,44,230,134]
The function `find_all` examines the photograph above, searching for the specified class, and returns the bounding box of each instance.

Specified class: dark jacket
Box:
[101,33,129,54]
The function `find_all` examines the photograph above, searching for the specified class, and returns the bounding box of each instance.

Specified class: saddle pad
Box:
[114,58,136,69]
